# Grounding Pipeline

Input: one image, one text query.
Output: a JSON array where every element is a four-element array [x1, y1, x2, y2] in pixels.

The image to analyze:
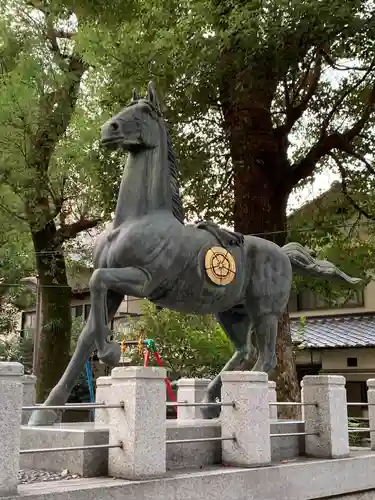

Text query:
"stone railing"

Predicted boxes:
[[1, 361, 373, 497]]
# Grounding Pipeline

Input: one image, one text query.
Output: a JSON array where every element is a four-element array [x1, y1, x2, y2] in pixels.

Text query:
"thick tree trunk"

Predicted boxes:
[[221, 76, 300, 415], [32, 220, 72, 402], [272, 311, 301, 419]]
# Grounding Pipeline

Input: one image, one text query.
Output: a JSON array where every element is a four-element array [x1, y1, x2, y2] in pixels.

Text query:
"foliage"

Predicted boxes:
[[348, 417, 369, 447], [3, 0, 375, 406], [0, 316, 91, 402], [74, 0, 375, 408], [74, 0, 375, 225], [0, 0, 131, 399], [0, 334, 33, 373], [70, 316, 85, 355], [288, 182, 375, 303], [115, 302, 234, 381], [0, 300, 19, 337]]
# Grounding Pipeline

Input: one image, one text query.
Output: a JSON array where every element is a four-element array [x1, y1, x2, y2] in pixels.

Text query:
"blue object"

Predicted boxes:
[[85, 359, 95, 420]]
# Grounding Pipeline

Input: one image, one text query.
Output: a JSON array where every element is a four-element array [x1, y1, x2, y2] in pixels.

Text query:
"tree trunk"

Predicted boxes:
[[32, 220, 72, 402], [272, 311, 301, 419], [221, 75, 300, 415]]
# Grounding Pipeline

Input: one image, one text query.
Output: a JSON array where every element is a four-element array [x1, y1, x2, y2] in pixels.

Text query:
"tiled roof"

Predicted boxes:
[[290, 314, 375, 348]]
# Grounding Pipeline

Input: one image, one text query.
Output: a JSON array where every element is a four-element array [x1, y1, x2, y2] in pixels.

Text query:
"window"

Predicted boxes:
[[346, 381, 367, 410], [347, 357, 358, 367], [71, 303, 91, 320], [84, 304, 91, 320], [71, 305, 83, 318], [288, 289, 364, 312], [21, 311, 36, 339], [23, 311, 36, 329]]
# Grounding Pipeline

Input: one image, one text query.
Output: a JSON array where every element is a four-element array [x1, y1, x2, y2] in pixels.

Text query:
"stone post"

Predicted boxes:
[[302, 375, 349, 458], [0, 362, 23, 497], [177, 378, 210, 419], [301, 381, 305, 422], [22, 375, 37, 425], [108, 366, 166, 479], [95, 376, 112, 427], [367, 379, 375, 450], [221, 371, 271, 467], [268, 381, 277, 420]]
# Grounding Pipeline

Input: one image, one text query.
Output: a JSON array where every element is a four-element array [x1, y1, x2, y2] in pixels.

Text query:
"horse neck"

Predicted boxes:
[[113, 133, 172, 227]]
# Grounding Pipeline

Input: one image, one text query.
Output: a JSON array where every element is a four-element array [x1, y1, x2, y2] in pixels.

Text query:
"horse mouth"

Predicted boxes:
[[100, 137, 124, 150], [101, 137, 142, 152]]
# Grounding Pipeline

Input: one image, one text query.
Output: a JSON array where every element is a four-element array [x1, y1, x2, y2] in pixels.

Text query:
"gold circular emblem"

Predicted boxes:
[[204, 246, 236, 286]]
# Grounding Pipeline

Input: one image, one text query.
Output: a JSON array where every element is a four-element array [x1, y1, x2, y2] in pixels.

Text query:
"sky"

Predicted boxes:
[[287, 169, 340, 214]]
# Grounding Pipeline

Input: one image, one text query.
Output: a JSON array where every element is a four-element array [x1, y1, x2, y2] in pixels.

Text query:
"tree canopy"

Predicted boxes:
[[0, 0, 127, 399], [76, 0, 375, 228], [115, 303, 234, 380], [75, 0, 375, 406], [2, 0, 375, 406]]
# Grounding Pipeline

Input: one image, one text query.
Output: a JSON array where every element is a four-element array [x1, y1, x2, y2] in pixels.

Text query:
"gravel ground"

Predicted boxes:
[[19, 469, 82, 484]]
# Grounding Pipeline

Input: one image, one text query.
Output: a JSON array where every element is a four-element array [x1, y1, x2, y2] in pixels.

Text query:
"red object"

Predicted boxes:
[[143, 348, 151, 367], [143, 348, 177, 409], [153, 351, 177, 405]]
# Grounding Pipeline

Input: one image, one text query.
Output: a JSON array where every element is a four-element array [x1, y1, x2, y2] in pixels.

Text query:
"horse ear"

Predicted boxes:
[[147, 81, 160, 110], [132, 88, 140, 101]]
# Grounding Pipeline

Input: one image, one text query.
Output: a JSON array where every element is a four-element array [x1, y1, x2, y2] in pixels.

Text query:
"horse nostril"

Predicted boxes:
[[110, 122, 119, 132]]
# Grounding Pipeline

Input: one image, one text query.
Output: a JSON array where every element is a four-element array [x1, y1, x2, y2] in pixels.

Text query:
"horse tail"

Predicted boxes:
[[282, 242, 363, 286]]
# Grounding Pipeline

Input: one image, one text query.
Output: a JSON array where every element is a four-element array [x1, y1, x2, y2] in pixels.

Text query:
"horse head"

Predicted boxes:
[[101, 82, 164, 153]]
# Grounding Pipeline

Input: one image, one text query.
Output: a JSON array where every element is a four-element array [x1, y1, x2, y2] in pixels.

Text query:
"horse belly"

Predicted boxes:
[[154, 246, 247, 314]]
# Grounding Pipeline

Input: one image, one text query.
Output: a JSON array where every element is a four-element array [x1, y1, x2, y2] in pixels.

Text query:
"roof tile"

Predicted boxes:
[[290, 314, 375, 348]]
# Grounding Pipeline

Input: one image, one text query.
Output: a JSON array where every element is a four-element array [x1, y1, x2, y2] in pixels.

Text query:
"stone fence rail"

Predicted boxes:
[[1, 361, 374, 498]]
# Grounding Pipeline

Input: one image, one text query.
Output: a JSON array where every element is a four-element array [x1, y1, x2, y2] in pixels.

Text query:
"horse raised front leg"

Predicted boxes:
[[28, 291, 124, 426], [89, 267, 152, 365]]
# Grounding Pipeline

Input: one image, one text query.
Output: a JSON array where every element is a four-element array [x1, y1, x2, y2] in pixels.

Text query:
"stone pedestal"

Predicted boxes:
[[0, 362, 23, 497], [177, 378, 210, 419], [367, 379, 375, 450], [22, 375, 36, 425], [302, 375, 349, 458], [268, 381, 277, 420], [95, 376, 112, 427], [221, 371, 271, 467], [108, 366, 166, 479]]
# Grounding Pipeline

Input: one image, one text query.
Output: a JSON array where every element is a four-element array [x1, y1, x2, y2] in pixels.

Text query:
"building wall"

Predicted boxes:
[[19, 295, 145, 337], [295, 347, 375, 377], [290, 279, 375, 319], [295, 347, 375, 417]]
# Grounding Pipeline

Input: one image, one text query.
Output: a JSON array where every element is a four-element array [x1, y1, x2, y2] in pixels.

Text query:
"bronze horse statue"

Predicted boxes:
[[29, 82, 362, 425]]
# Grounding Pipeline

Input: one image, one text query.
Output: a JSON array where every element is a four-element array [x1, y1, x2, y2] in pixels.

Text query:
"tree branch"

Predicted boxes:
[[319, 65, 374, 135], [277, 52, 322, 135], [341, 84, 375, 143], [288, 132, 341, 185], [334, 143, 375, 176], [0, 201, 28, 222], [56, 217, 101, 242], [32, 54, 86, 170], [288, 78, 375, 186], [320, 48, 374, 72], [330, 152, 375, 221]]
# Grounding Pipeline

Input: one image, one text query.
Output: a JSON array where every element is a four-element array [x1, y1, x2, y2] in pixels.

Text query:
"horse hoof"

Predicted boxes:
[[28, 408, 60, 426], [200, 402, 221, 419], [98, 342, 121, 367]]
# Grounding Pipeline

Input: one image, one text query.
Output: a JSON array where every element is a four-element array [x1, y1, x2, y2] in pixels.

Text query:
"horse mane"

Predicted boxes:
[[165, 125, 185, 224]]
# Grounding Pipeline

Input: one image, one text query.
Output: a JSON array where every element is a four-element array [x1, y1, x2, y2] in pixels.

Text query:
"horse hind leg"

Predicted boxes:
[[200, 306, 253, 419], [251, 313, 279, 374]]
